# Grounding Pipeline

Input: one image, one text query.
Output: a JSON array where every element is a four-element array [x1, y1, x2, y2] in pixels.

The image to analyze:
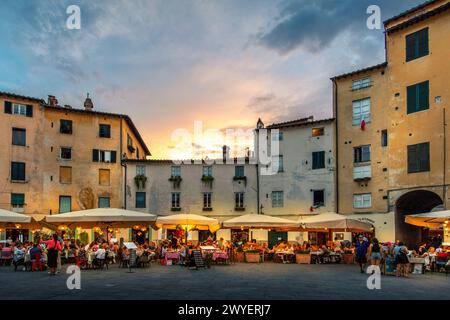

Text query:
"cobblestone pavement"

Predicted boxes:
[[1, 263, 449, 300]]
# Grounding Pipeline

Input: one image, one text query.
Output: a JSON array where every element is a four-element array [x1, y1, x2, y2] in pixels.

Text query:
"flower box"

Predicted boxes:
[[245, 252, 260, 263], [235, 252, 245, 263], [295, 253, 311, 264], [342, 253, 355, 264]]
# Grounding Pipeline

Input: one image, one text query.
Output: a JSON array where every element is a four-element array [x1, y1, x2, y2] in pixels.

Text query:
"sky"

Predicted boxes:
[[0, 0, 426, 158]]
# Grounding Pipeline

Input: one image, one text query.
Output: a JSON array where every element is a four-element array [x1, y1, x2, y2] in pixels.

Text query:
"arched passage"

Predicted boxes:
[[395, 190, 443, 248]]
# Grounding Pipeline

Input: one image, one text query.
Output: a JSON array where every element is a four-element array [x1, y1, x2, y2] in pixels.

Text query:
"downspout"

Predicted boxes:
[[120, 117, 127, 209], [444, 107, 447, 209], [255, 128, 261, 214], [333, 79, 339, 213]]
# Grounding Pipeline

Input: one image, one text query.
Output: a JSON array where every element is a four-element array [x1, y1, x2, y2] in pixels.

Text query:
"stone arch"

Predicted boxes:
[[395, 190, 443, 248]]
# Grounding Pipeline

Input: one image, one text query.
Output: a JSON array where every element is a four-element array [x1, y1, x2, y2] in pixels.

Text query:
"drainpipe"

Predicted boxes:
[[120, 117, 127, 209], [255, 128, 261, 214], [333, 80, 339, 213], [444, 107, 447, 209]]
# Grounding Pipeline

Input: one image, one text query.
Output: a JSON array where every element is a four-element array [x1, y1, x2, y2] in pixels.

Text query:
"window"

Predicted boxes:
[[312, 151, 325, 170], [59, 166, 72, 184], [235, 166, 245, 177], [312, 127, 324, 137], [407, 81, 429, 114], [136, 165, 146, 176], [407, 142, 430, 173], [127, 133, 135, 152], [98, 197, 110, 208], [60, 147, 72, 160], [203, 192, 212, 209], [171, 192, 180, 209], [171, 166, 181, 177], [136, 148, 140, 159], [99, 169, 111, 186], [406, 27, 429, 62], [4, 102, 32, 117], [313, 190, 325, 207], [11, 162, 25, 181], [354, 145, 371, 163], [381, 130, 388, 147], [352, 98, 371, 125], [354, 194, 372, 209], [135, 192, 146, 208], [352, 78, 371, 90], [92, 149, 117, 163], [60, 119, 73, 134], [12, 128, 26, 146], [272, 191, 284, 208], [272, 155, 284, 173], [99, 124, 111, 138], [353, 165, 372, 180], [59, 196, 72, 213], [272, 131, 283, 141], [235, 192, 244, 208], [203, 166, 212, 177], [11, 193, 25, 208]]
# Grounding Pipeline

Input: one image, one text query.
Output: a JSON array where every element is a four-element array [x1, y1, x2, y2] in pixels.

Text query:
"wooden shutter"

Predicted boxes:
[[418, 81, 429, 111], [60, 166, 72, 184], [99, 169, 110, 186], [4, 101, 12, 114], [406, 33, 415, 62], [419, 28, 429, 57], [407, 145, 418, 173], [419, 143, 430, 172], [26, 105, 33, 117], [110, 151, 117, 163], [407, 84, 417, 114], [92, 149, 99, 162]]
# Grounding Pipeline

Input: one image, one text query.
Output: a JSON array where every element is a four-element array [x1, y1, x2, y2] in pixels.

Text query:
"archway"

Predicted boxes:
[[395, 190, 443, 248]]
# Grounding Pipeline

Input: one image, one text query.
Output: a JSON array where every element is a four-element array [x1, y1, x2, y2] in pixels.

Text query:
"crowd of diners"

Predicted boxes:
[[1, 233, 449, 275]]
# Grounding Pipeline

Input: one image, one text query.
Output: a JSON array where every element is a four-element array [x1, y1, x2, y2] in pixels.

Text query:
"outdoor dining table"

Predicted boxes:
[[212, 251, 229, 261], [275, 251, 295, 264], [164, 251, 180, 265]]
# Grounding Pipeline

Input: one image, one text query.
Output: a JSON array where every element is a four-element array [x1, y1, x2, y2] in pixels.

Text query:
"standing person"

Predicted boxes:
[[56, 234, 64, 274], [355, 234, 369, 273], [368, 238, 382, 267], [395, 242, 410, 277], [40, 234, 62, 275]]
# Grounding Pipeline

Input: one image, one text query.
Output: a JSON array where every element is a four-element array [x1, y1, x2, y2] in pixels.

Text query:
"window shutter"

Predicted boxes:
[[407, 85, 417, 114], [4, 101, 12, 114], [406, 33, 415, 62], [420, 143, 430, 172], [26, 105, 33, 117], [111, 151, 117, 163], [92, 149, 99, 162], [419, 28, 429, 56], [407, 145, 418, 173], [419, 81, 429, 111]]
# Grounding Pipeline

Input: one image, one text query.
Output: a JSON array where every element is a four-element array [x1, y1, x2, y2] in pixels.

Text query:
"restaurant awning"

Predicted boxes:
[[298, 212, 373, 232], [44, 208, 157, 228], [405, 210, 450, 228], [0, 208, 32, 224], [222, 214, 298, 229], [155, 213, 220, 232]]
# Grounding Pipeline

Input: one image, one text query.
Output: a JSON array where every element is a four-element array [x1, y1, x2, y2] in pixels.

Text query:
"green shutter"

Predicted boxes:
[[4, 101, 12, 114], [111, 151, 117, 163], [419, 143, 430, 172], [26, 105, 33, 117], [407, 85, 417, 114], [406, 33, 415, 62], [92, 149, 99, 162], [407, 145, 418, 173], [419, 81, 429, 111]]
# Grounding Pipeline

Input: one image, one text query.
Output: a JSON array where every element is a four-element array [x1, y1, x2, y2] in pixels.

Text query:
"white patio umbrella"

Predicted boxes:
[[222, 214, 298, 229], [298, 212, 373, 232], [405, 210, 450, 228], [0, 208, 32, 224], [155, 213, 220, 232], [44, 208, 157, 228]]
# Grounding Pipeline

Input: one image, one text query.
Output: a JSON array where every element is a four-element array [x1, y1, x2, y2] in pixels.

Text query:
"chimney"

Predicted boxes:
[[48, 95, 58, 107], [222, 145, 230, 163], [256, 118, 264, 129], [84, 93, 94, 111]]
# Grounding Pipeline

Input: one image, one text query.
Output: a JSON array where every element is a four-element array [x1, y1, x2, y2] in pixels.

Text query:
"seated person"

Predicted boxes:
[[29, 243, 42, 261], [13, 244, 25, 270]]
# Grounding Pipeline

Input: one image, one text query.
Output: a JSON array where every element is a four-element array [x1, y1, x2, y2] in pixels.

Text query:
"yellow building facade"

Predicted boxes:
[[333, 0, 450, 245]]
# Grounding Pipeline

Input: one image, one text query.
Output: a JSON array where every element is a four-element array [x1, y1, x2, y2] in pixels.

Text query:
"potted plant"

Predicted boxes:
[[232, 176, 247, 186], [342, 249, 354, 264], [134, 174, 147, 189], [168, 175, 182, 188], [201, 175, 214, 188], [295, 250, 311, 264], [235, 247, 245, 263], [244, 249, 261, 263]]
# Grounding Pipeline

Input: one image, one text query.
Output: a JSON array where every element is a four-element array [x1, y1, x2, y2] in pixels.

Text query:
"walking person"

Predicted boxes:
[[395, 242, 410, 277], [40, 233, 62, 275], [368, 238, 382, 268], [355, 234, 369, 273]]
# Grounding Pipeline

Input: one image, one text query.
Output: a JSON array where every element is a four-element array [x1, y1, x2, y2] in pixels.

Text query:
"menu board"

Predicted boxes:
[[192, 250, 205, 268]]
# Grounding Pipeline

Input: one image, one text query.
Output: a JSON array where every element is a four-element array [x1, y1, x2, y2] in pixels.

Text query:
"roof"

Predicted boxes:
[[383, 0, 440, 25], [386, 1, 450, 34], [0, 91, 45, 103], [330, 62, 387, 81], [44, 104, 151, 156], [266, 117, 335, 129], [124, 158, 253, 165]]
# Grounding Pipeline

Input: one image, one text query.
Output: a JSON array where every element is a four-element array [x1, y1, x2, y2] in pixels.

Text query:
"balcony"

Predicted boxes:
[[353, 165, 372, 181]]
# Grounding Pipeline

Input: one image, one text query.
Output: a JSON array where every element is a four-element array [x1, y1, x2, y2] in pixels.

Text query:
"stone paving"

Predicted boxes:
[[1, 263, 449, 300]]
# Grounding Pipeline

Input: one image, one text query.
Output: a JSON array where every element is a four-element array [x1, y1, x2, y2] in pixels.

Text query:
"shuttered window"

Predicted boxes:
[[171, 192, 180, 209], [354, 145, 371, 163], [312, 151, 325, 170], [406, 27, 429, 62], [407, 81, 429, 114], [92, 149, 117, 163], [59, 166, 72, 184], [59, 196, 71, 213], [272, 191, 284, 208], [99, 124, 111, 138], [235, 166, 245, 177], [11, 162, 25, 181], [99, 169, 111, 186], [60, 119, 73, 134], [11, 193, 25, 207], [12, 128, 26, 146], [407, 142, 430, 173], [98, 197, 110, 208], [4, 102, 33, 117], [352, 98, 371, 125]]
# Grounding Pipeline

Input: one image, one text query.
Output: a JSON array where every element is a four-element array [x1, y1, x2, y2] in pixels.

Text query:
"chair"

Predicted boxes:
[[31, 253, 43, 272], [1, 250, 13, 266], [435, 256, 449, 272], [138, 254, 151, 268]]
